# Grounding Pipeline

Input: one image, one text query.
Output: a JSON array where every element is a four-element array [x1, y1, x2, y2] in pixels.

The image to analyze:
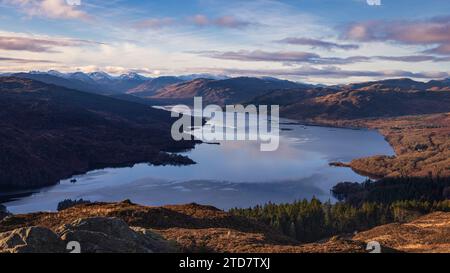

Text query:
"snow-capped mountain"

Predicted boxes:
[[119, 72, 150, 81], [88, 72, 115, 82]]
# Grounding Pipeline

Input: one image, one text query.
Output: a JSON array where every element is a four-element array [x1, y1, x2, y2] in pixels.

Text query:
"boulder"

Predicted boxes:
[[56, 217, 176, 253], [0, 226, 65, 253]]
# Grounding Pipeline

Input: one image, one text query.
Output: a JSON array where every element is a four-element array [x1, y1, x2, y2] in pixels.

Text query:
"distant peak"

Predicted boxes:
[[88, 71, 113, 80], [119, 72, 147, 81]]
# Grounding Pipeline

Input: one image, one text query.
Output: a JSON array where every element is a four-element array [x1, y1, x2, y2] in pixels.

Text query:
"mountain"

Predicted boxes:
[[245, 77, 450, 120], [0, 77, 197, 189], [87, 71, 114, 82], [47, 70, 68, 78], [118, 72, 150, 82], [67, 71, 98, 84], [127, 76, 186, 97], [177, 73, 229, 81], [280, 88, 450, 120], [12, 71, 149, 95], [67, 71, 148, 94], [249, 87, 337, 106], [152, 77, 307, 105], [426, 78, 450, 92], [340, 78, 429, 92], [339, 78, 450, 92], [12, 72, 107, 94], [112, 73, 150, 93]]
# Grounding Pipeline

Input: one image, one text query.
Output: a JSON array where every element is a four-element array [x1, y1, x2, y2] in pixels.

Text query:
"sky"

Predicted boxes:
[[0, 0, 449, 84]]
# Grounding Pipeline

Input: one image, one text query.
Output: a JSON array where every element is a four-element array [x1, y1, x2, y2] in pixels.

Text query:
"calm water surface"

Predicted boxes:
[[3, 111, 394, 213]]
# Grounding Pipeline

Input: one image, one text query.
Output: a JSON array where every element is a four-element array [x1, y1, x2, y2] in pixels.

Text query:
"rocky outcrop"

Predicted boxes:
[[0, 226, 64, 253], [0, 216, 176, 253], [57, 217, 175, 253]]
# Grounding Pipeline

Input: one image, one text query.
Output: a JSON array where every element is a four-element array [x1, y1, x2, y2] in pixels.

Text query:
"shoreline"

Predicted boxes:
[[283, 113, 450, 178]]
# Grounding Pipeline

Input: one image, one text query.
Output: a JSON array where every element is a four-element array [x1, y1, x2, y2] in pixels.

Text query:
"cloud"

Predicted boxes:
[[203, 66, 449, 80], [276, 37, 359, 50], [375, 55, 450, 62], [0, 56, 56, 63], [133, 18, 175, 29], [131, 15, 254, 31], [342, 16, 450, 55], [3, 0, 90, 20], [188, 14, 252, 29], [423, 44, 450, 55], [0, 35, 103, 52], [192, 50, 450, 65], [194, 50, 320, 63]]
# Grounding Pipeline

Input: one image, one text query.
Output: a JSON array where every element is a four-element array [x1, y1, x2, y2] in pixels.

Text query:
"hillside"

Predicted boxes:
[[151, 77, 306, 105], [0, 201, 368, 253], [250, 78, 450, 121], [354, 212, 450, 253], [347, 113, 450, 178], [340, 78, 450, 92], [1, 201, 449, 253], [127, 76, 185, 97], [340, 78, 429, 92], [280, 89, 450, 120], [12, 72, 107, 95], [0, 77, 197, 189]]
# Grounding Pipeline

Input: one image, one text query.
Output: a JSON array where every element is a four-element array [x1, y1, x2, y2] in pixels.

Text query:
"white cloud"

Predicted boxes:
[[3, 0, 90, 20]]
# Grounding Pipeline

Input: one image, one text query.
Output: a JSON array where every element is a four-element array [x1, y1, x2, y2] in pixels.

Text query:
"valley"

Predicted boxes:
[[1, 72, 450, 253]]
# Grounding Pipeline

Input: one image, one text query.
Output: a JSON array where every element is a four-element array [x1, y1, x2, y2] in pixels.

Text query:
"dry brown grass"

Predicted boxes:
[[354, 212, 450, 253], [291, 113, 450, 178], [0, 201, 367, 253], [3, 201, 450, 252]]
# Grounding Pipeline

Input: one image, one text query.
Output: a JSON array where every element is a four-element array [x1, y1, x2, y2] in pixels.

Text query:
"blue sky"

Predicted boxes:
[[0, 0, 449, 84]]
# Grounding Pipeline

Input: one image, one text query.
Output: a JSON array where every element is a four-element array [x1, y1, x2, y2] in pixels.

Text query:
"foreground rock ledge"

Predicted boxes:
[[0, 201, 449, 253]]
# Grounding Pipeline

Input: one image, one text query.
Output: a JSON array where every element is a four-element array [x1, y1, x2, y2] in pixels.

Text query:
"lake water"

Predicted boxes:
[[2, 110, 394, 213]]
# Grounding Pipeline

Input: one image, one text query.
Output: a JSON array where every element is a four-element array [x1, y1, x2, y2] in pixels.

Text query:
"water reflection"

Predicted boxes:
[[3, 119, 395, 213]]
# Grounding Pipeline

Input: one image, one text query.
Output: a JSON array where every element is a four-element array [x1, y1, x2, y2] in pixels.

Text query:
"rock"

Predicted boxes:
[[0, 226, 65, 253], [56, 217, 176, 253]]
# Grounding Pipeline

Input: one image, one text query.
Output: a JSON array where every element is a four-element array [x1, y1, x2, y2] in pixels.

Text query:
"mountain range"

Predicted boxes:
[[9, 71, 450, 108], [12, 71, 151, 95], [9, 71, 232, 97], [8, 71, 311, 103], [4, 70, 450, 122], [250, 78, 450, 120]]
